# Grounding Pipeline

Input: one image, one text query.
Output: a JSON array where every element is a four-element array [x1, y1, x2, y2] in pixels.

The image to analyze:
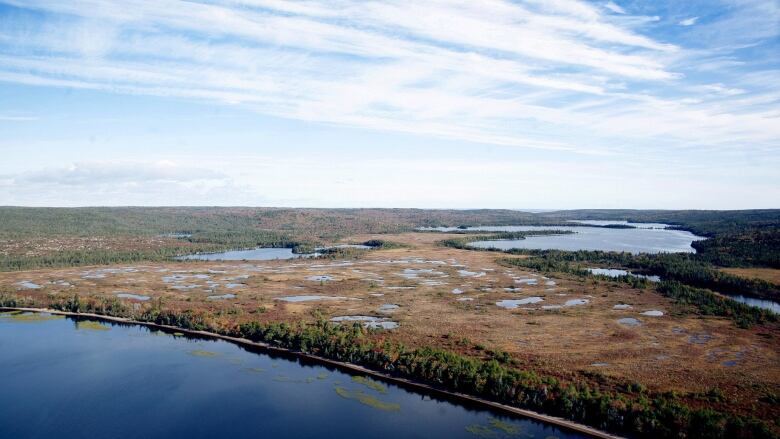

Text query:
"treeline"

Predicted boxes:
[[313, 240, 408, 259], [656, 281, 777, 328], [499, 250, 778, 302], [692, 229, 780, 268], [438, 230, 574, 250], [362, 239, 407, 249], [184, 230, 299, 248], [532, 209, 780, 268], [1, 294, 775, 439], [0, 246, 222, 272], [500, 254, 777, 328], [534, 209, 779, 237]]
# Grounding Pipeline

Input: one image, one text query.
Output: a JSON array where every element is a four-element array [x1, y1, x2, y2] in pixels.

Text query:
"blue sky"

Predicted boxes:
[[0, 0, 778, 208]]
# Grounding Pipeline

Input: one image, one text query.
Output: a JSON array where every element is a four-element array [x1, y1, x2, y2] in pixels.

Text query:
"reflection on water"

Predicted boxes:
[[424, 222, 705, 254], [496, 297, 544, 309], [176, 247, 317, 261], [587, 268, 660, 282], [175, 243, 377, 261], [726, 295, 780, 313], [0, 313, 585, 438]]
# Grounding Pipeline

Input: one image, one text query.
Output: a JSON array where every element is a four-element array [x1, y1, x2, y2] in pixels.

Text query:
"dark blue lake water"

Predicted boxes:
[[0, 312, 586, 439]]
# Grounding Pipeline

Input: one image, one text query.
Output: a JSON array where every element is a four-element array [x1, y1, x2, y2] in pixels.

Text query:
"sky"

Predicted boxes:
[[0, 0, 778, 209]]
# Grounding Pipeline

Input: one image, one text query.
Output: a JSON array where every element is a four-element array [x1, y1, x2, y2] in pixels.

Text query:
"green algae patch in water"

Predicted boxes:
[[7, 313, 64, 323], [465, 417, 521, 437], [0, 309, 588, 439], [75, 321, 110, 331], [316, 372, 328, 380], [173, 332, 185, 337], [488, 418, 520, 435], [466, 424, 499, 438], [351, 375, 387, 394], [273, 375, 318, 384], [246, 367, 266, 374], [188, 350, 219, 358], [333, 385, 400, 412]]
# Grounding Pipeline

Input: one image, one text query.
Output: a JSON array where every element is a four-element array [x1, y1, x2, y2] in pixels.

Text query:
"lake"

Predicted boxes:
[[424, 223, 705, 254], [175, 247, 317, 261], [586, 268, 661, 282], [175, 244, 373, 261], [727, 295, 780, 314], [0, 311, 587, 439]]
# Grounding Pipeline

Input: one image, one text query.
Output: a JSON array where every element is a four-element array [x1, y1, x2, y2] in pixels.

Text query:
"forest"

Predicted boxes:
[[1, 207, 778, 272]]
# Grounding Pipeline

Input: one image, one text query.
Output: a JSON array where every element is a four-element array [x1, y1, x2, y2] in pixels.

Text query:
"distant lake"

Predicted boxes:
[[175, 247, 317, 261], [0, 312, 586, 439], [587, 268, 661, 282], [727, 295, 780, 314], [424, 223, 705, 254], [175, 244, 373, 261]]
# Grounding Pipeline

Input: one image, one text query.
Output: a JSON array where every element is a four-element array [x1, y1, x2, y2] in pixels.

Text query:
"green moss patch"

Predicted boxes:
[[351, 375, 387, 394], [76, 320, 110, 331], [188, 349, 219, 358], [7, 313, 64, 323], [333, 385, 400, 412]]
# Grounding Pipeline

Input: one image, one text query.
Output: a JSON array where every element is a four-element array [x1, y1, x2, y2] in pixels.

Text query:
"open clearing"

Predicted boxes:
[[721, 267, 780, 285]]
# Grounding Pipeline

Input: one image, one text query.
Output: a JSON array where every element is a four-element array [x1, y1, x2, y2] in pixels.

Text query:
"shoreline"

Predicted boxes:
[[1, 306, 622, 439]]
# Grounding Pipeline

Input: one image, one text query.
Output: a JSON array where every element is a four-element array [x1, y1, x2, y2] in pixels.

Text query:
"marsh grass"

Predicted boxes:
[[333, 385, 400, 412], [351, 375, 387, 394], [188, 349, 219, 358], [465, 424, 497, 437], [7, 313, 64, 322], [75, 320, 110, 331], [488, 417, 520, 434], [465, 417, 521, 437], [273, 375, 317, 384]]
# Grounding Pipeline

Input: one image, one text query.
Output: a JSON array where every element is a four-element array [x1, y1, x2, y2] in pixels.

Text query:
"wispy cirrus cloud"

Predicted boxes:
[[678, 17, 698, 26], [0, 161, 263, 206], [14, 161, 227, 186], [0, 0, 777, 159]]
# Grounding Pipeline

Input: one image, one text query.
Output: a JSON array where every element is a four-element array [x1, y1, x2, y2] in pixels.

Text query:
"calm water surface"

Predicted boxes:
[[175, 247, 317, 261], [0, 312, 586, 439], [424, 224, 705, 254], [727, 295, 780, 313], [586, 268, 660, 282], [175, 244, 373, 261]]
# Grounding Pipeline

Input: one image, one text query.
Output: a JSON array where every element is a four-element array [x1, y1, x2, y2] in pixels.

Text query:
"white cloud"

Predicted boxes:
[[604, 2, 626, 14], [1, 161, 263, 206], [15, 161, 227, 186], [0, 0, 777, 161], [678, 17, 698, 26]]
